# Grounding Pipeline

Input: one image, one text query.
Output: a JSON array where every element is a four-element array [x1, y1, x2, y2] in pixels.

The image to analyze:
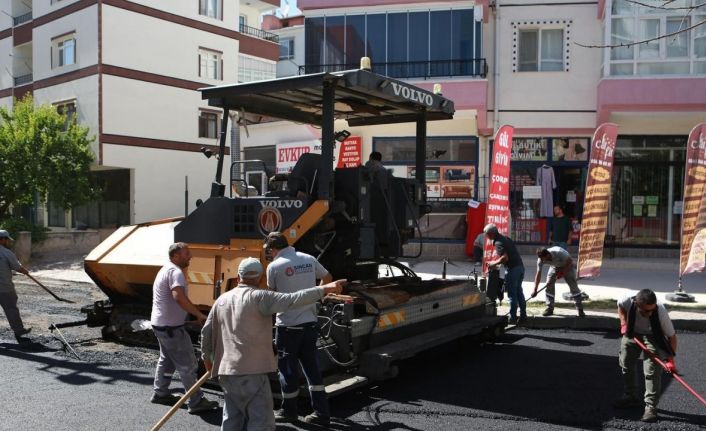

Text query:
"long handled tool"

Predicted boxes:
[[150, 372, 211, 431], [25, 274, 75, 304], [633, 337, 706, 408], [530, 284, 548, 299]]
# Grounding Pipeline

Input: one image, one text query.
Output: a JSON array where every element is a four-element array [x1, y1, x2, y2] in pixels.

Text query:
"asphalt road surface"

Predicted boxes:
[[2, 299, 705, 431]]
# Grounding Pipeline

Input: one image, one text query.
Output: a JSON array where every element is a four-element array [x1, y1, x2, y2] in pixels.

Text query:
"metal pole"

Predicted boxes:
[[211, 108, 230, 197], [184, 176, 188, 217], [318, 80, 335, 199], [415, 111, 427, 204]]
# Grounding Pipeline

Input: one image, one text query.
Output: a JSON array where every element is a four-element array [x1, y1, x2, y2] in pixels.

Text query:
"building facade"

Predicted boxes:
[[238, 0, 706, 256], [0, 0, 280, 228]]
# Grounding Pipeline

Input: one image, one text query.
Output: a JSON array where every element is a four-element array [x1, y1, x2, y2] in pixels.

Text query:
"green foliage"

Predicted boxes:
[[0, 217, 49, 243], [0, 95, 99, 219]]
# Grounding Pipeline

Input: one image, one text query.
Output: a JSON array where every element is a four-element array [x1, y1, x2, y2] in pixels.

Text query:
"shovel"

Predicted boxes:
[[25, 274, 75, 304], [150, 372, 212, 431]]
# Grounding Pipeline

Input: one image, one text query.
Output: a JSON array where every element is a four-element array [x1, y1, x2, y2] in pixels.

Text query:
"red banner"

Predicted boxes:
[[336, 136, 362, 168], [577, 123, 619, 279], [680, 123, 706, 276], [483, 125, 514, 273]]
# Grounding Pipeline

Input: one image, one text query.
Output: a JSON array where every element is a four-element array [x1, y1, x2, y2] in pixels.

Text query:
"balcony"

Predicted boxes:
[[299, 59, 488, 79], [14, 73, 32, 86], [238, 23, 279, 43], [13, 11, 32, 26]]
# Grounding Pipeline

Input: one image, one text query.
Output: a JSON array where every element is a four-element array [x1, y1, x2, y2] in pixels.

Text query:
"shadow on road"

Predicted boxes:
[[0, 342, 153, 386], [324, 330, 705, 430]]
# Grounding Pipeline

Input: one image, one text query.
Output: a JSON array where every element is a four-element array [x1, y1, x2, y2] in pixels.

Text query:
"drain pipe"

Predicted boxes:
[[493, 0, 500, 134]]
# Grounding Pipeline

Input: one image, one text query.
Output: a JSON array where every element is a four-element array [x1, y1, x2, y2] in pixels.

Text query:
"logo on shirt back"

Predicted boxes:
[[284, 263, 313, 276]]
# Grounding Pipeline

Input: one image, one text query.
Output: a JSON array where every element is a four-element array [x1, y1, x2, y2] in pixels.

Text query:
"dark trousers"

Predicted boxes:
[[0, 292, 25, 335], [276, 323, 329, 418]]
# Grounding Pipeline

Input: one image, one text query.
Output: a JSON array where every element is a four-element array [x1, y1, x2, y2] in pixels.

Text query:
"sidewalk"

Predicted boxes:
[[406, 255, 706, 331], [24, 252, 706, 331]]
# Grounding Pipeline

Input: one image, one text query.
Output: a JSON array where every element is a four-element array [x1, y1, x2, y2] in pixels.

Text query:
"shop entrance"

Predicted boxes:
[[553, 166, 586, 220]]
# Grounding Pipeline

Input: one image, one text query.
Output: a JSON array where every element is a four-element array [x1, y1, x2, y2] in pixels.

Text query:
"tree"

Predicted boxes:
[[0, 95, 98, 219]]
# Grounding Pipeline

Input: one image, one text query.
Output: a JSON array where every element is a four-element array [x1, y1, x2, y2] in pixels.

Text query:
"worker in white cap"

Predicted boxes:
[[0, 229, 32, 342], [201, 257, 345, 431]]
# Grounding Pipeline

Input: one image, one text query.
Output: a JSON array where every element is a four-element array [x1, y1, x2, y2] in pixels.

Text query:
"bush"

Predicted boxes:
[[0, 217, 49, 243]]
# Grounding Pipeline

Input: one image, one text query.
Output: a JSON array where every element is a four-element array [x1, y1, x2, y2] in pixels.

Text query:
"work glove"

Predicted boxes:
[[665, 358, 678, 374], [556, 271, 564, 280]]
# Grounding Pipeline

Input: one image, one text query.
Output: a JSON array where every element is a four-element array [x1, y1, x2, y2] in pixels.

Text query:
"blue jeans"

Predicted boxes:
[[504, 265, 527, 319], [552, 241, 568, 249], [276, 323, 329, 417]]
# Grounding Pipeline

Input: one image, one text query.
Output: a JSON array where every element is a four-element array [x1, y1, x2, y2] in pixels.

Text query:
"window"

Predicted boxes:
[[199, 110, 219, 139], [199, 0, 221, 20], [607, 1, 706, 76], [52, 33, 76, 68], [518, 28, 564, 71], [54, 100, 77, 131], [238, 55, 276, 82], [199, 48, 222, 80], [239, 14, 247, 28], [304, 10, 483, 78], [279, 38, 295, 60]]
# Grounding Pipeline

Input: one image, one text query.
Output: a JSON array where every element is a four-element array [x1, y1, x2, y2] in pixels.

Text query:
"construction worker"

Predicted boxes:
[[149, 242, 218, 414], [533, 246, 585, 317], [614, 289, 677, 423], [364, 151, 388, 190], [484, 223, 527, 324], [264, 231, 334, 426], [0, 230, 32, 342], [201, 257, 345, 430]]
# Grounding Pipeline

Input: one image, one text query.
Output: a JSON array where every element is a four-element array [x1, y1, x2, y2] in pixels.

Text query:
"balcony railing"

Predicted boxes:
[[299, 59, 488, 79], [14, 73, 32, 86], [238, 23, 279, 43], [13, 11, 32, 26]]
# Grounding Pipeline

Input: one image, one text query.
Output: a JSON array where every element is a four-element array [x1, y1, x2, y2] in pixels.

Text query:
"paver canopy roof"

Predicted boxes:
[[200, 69, 455, 127]]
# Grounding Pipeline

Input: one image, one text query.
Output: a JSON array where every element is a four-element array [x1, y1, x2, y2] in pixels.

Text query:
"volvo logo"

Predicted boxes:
[[390, 82, 434, 107], [259, 200, 303, 209], [258, 207, 282, 236]]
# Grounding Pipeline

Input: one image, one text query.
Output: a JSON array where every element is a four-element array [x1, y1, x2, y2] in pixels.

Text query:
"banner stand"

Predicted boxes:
[[670, 122, 706, 303], [667, 277, 695, 303]]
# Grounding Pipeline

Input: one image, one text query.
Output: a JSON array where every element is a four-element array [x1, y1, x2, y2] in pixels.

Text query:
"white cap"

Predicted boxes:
[[0, 230, 13, 241], [238, 257, 263, 278]]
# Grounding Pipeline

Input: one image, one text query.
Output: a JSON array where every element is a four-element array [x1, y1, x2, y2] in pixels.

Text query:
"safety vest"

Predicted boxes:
[[626, 297, 675, 357]]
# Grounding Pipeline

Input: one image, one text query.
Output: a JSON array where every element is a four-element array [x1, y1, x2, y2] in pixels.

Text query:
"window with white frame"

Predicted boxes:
[[199, 0, 221, 20], [199, 48, 222, 80], [238, 55, 276, 83], [512, 20, 572, 73], [518, 28, 565, 72], [52, 33, 76, 69], [608, 0, 706, 75], [54, 100, 77, 130], [198, 110, 219, 139], [279, 38, 295, 60]]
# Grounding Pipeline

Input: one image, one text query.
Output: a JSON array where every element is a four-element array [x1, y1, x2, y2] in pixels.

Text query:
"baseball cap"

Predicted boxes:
[[263, 231, 288, 250], [0, 230, 13, 241], [238, 257, 264, 278]]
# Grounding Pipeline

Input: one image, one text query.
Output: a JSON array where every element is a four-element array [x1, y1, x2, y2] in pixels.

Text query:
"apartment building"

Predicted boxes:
[[237, 0, 706, 256], [0, 0, 280, 228]]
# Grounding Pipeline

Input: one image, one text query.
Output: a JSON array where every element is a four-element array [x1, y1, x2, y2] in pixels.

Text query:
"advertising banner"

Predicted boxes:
[[276, 137, 362, 174], [680, 123, 706, 276], [577, 123, 618, 279], [483, 125, 514, 273]]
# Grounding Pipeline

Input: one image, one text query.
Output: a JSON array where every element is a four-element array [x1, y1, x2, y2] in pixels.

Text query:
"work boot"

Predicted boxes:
[[303, 412, 330, 426], [274, 409, 298, 423], [187, 397, 218, 414], [517, 315, 527, 325], [151, 392, 182, 406], [612, 395, 641, 409], [577, 307, 586, 318], [14, 328, 31, 337], [641, 406, 658, 422], [508, 316, 518, 325], [542, 307, 554, 317]]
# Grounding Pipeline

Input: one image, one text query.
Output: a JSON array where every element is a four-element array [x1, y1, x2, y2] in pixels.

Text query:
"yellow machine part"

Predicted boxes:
[[84, 199, 330, 309]]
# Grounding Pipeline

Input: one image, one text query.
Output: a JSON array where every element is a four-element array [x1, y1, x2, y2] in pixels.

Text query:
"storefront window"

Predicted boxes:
[[506, 137, 589, 243], [608, 136, 685, 246], [375, 136, 479, 241]]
